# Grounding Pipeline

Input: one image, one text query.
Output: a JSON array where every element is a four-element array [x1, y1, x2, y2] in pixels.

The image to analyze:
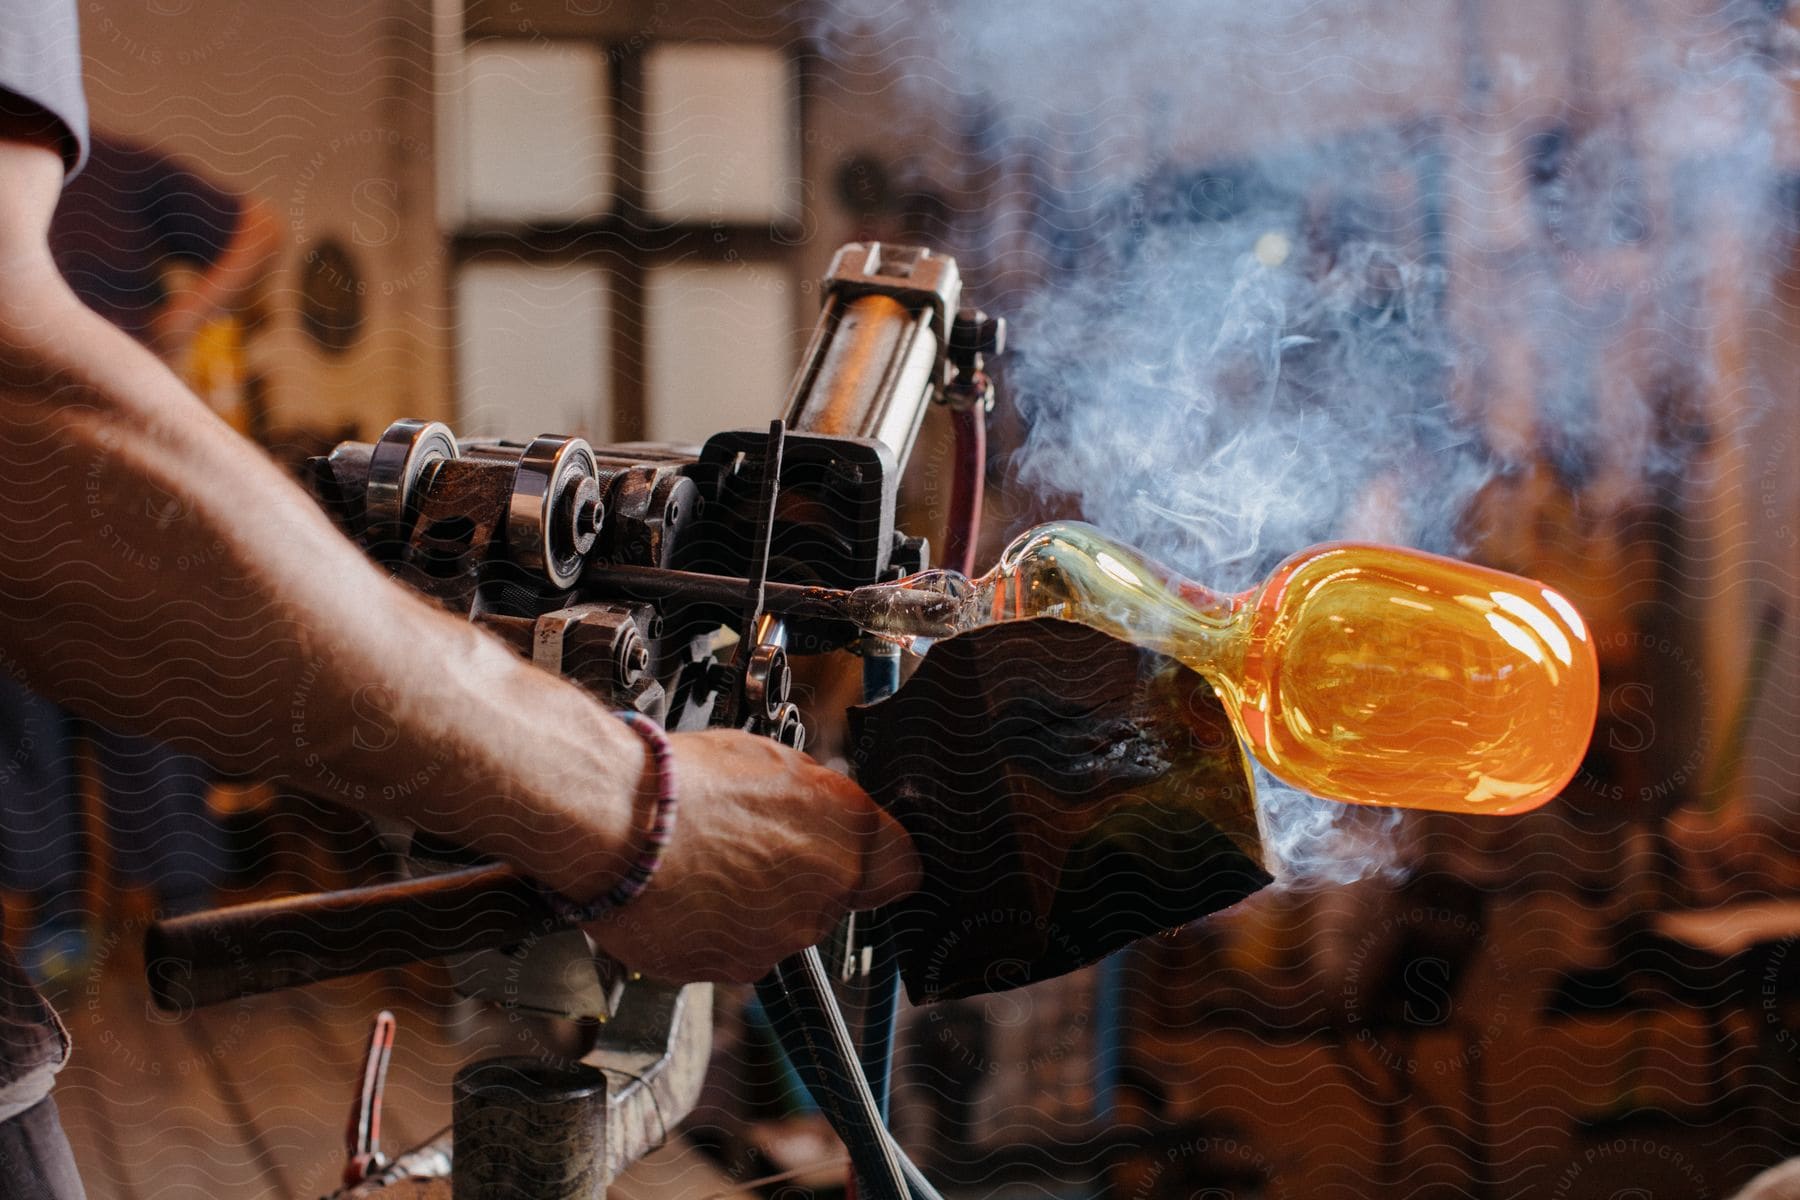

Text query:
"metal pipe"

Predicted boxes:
[[944, 406, 986, 577]]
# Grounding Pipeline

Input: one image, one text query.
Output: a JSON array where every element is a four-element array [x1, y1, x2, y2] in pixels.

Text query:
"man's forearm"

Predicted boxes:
[[0, 262, 637, 896], [0, 124, 915, 984]]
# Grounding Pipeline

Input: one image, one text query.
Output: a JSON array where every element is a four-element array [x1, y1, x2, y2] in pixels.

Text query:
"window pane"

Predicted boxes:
[[462, 42, 611, 223], [456, 260, 611, 439], [644, 260, 793, 444], [642, 43, 798, 224]]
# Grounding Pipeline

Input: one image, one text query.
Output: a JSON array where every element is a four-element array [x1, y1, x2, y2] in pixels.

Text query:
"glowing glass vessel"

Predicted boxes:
[[847, 522, 1600, 815]]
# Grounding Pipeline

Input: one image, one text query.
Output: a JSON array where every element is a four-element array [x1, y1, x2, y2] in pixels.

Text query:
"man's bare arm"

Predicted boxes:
[[0, 134, 915, 982]]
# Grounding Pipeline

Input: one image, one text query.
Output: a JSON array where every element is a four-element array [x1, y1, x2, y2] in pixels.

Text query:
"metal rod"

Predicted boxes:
[[756, 948, 910, 1200], [857, 641, 903, 1121], [582, 565, 958, 637], [143, 862, 557, 1010], [590, 572, 928, 626], [585, 565, 848, 617]]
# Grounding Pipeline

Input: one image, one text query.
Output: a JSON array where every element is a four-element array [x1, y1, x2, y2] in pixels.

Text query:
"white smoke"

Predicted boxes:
[[812, 0, 1797, 882]]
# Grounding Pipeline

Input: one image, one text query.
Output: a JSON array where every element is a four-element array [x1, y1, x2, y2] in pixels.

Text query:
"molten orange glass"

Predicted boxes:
[[851, 522, 1599, 815]]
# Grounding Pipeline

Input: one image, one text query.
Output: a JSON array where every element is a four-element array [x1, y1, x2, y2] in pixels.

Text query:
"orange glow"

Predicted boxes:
[[930, 523, 1600, 815]]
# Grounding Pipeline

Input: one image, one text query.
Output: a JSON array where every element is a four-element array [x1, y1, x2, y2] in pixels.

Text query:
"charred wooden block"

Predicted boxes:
[[850, 617, 1271, 1003]]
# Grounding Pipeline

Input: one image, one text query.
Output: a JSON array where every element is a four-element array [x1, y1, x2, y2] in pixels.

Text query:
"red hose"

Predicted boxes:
[[945, 404, 987, 577]]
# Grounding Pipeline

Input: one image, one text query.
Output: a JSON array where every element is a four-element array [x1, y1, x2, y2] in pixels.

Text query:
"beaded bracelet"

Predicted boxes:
[[547, 710, 678, 924]]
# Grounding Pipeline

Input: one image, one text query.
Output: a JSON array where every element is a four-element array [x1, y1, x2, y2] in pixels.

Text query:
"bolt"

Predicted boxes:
[[559, 477, 602, 560]]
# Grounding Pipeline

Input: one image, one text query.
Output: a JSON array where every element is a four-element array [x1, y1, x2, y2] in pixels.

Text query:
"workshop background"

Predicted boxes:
[[3, 0, 1799, 1197]]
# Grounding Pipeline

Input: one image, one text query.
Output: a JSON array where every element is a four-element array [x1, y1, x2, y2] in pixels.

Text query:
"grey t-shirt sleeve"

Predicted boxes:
[[0, 0, 89, 177]]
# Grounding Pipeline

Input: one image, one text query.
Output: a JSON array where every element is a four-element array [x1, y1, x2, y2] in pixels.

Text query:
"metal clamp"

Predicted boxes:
[[524, 602, 661, 711]]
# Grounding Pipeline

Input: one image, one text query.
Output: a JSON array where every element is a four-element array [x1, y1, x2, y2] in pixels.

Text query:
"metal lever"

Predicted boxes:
[[740, 419, 786, 636], [717, 419, 787, 729], [344, 1010, 397, 1187]]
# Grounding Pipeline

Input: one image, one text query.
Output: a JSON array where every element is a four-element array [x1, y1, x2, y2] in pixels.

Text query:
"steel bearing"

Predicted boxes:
[[365, 418, 460, 542], [508, 435, 602, 589]]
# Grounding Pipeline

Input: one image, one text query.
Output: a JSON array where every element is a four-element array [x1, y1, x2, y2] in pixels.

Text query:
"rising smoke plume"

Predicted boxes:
[[812, 0, 1797, 881]]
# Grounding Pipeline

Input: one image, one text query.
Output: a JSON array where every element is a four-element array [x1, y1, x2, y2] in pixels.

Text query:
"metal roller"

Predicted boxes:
[[772, 702, 804, 750], [364, 418, 459, 542], [508, 435, 602, 589]]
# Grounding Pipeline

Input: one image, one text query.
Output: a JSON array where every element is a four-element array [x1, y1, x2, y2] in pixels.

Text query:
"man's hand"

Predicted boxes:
[[578, 729, 920, 984]]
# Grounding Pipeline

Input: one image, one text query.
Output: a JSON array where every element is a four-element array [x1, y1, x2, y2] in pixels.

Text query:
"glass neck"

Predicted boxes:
[[975, 523, 1252, 680], [842, 522, 1253, 681]]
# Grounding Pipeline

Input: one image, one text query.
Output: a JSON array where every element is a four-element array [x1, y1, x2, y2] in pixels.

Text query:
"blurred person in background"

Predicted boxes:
[[50, 130, 280, 370], [0, 130, 281, 982]]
